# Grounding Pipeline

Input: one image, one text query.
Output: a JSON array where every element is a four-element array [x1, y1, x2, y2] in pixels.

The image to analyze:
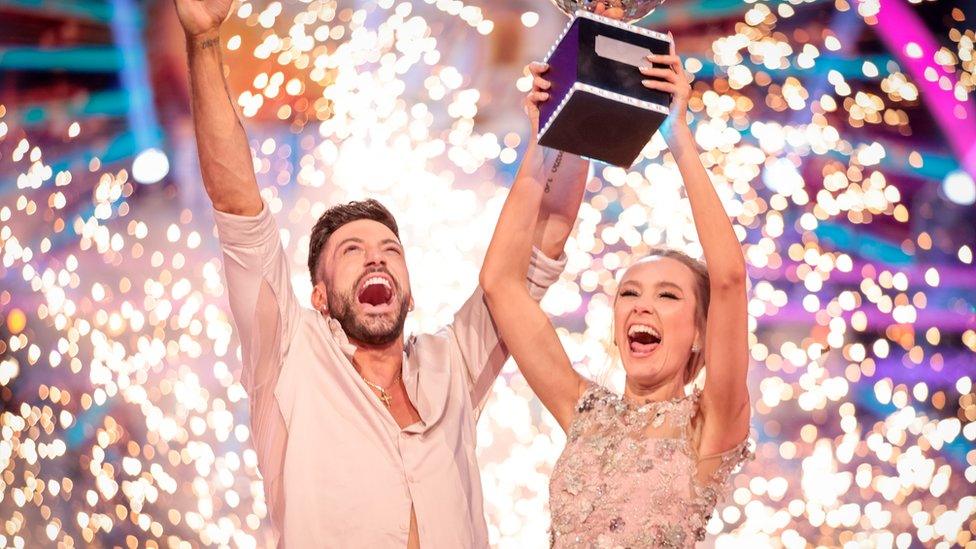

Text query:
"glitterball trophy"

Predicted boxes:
[[539, 1, 672, 167]]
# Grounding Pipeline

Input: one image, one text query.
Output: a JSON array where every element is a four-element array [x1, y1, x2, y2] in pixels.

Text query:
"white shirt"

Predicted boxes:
[[213, 203, 566, 547]]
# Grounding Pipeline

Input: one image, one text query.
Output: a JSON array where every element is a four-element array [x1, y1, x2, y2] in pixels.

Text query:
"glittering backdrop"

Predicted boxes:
[[0, 0, 975, 547]]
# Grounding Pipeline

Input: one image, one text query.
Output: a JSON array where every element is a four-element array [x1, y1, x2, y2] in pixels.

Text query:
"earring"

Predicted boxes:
[[691, 343, 700, 353]]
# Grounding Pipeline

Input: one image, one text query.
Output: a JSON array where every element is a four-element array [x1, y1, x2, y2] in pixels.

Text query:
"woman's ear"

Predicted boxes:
[[691, 328, 703, 354], [685, 330, 706, 385]]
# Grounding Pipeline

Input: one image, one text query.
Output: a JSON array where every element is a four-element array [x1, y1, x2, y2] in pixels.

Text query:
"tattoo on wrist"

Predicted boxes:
[[199, 37, 220, 50], [544, 151, 564, 193]]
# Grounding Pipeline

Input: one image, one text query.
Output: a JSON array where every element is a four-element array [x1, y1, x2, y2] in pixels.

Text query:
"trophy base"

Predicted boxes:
[[538, 10, 672, 167], [539, 82, 668, 168]]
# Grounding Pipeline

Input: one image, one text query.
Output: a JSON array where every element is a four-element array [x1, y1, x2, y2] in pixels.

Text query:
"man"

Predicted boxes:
[[173, 0, 589, 546]]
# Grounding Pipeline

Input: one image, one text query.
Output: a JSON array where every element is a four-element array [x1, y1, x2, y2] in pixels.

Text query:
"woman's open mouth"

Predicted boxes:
[[627, 323, 661, 358]]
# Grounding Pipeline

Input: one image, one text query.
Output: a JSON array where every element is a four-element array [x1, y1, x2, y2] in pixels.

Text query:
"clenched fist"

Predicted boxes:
[[172, 0, 233, 38]]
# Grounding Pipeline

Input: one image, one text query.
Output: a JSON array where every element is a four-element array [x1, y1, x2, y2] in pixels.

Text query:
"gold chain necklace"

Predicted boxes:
[[360, 372, 402, 409]]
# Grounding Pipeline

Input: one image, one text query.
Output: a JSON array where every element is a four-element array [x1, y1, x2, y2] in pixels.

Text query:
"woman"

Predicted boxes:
[[480, 38, 753, 548]]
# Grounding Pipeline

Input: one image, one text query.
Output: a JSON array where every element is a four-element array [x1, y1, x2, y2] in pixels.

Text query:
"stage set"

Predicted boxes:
[[0, 0, 974, 547]]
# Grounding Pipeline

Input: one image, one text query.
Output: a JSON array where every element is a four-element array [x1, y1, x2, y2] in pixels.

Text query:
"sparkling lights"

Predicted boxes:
[[0, 1, 973, 548]]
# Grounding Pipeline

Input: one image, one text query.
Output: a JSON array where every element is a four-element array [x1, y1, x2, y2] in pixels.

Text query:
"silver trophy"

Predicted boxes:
[[549, 1, 665, 22], [539, 0, 672, 166]]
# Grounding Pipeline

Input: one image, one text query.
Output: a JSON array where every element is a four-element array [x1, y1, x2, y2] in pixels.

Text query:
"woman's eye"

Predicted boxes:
[[620, 290, 638, 297], [660, 292, 678, 299]]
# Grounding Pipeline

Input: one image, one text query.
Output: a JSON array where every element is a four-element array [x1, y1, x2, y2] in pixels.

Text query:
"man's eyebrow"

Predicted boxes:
[[333, 237, 364, 251]]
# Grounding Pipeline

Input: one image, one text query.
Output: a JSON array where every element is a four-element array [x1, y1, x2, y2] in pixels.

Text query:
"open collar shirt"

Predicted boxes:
[[213, 203, 566, 548]]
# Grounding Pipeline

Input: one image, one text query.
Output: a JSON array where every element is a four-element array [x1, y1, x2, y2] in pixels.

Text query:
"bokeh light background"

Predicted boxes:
[[1, 0, 975, 547]]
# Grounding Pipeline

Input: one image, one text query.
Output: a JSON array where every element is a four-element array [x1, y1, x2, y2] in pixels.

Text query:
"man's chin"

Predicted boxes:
[[357, 307, 400, 326], [361, 319, 399, 337], [349, 326, 402, 347], [344, 312, 406, 346]]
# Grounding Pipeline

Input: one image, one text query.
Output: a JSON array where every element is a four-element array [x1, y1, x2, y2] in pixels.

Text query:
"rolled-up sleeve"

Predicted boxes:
[[213, 202, 300, 534], [448, 248, 567, 417]]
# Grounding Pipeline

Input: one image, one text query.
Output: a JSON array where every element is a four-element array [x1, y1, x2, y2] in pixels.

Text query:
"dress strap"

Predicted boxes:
[[697, 435, 754, 484], [573, 380, 607, 412], [680, 387, 704, 449]]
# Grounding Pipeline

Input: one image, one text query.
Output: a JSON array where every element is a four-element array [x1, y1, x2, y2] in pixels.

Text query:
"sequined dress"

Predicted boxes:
[[548, 382, 752, 548]]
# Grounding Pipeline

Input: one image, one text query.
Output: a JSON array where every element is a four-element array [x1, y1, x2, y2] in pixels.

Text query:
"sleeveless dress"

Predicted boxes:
[[548, 383, 753, 548]]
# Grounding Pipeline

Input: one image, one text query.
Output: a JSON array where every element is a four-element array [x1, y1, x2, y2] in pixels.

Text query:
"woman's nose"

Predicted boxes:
[[632, 301, 655, 315]]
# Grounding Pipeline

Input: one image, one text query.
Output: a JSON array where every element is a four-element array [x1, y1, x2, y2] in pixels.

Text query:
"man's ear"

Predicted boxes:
[[408, 295, 415, 312], [311, 281, 329, 315]]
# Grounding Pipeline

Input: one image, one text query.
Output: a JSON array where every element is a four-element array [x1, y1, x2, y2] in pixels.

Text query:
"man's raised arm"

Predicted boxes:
[[176, 0, 263, 216], [174, 2, 298, 534]]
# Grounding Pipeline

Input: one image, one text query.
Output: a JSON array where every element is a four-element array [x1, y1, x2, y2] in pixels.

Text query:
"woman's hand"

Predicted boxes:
[[638, 34, 693, 145], [593, 1, 625, 19], [524, 61, 552, 140]]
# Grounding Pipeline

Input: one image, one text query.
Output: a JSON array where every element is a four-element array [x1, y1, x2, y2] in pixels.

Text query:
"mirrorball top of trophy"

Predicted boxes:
[[548, 1, 665, 24]]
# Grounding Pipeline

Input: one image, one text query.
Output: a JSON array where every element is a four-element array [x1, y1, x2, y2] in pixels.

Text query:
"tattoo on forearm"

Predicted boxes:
[[544, 151, 564, 193], [199, 37, 220, 50]]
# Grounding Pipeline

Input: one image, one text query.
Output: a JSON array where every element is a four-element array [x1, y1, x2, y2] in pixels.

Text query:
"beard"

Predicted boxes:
[[327, 278, 410, 347]]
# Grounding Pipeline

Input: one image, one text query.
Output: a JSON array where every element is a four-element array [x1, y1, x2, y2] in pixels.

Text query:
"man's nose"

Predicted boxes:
[[364, 247, 386, 267]]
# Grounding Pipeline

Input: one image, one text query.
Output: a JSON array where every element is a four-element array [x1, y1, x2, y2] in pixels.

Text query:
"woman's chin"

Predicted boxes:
[[622, 363, 662, 382], [622, 360, 686, 386]]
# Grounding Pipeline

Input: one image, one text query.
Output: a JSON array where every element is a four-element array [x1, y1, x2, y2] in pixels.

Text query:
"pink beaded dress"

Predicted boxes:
[[548, 382, 752, 548]]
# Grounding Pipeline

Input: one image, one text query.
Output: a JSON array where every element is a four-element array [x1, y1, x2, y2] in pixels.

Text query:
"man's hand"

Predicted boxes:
[[173, 0, 233, 38], [180, 0, 263, 216]]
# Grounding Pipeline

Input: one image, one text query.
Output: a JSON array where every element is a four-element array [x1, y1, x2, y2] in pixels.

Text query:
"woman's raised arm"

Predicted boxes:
[[479, 63, 587, 432], [642, 38, 751, 454]]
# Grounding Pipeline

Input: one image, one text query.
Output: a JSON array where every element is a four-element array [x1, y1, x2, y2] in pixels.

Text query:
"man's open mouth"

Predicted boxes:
[[357, 274, 394, 307], [627, 323, 662, 356]]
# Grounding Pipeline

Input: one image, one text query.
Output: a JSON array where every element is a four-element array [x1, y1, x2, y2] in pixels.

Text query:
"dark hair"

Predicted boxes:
[[307, 199, 400, 284], [624, 248, 711, 384]]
